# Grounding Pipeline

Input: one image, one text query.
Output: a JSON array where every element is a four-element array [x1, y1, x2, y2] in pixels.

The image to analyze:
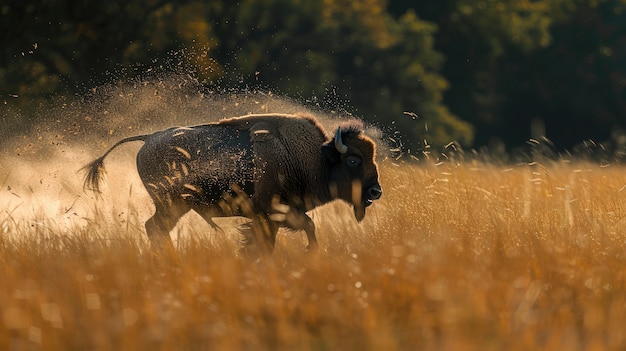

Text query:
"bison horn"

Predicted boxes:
[[334, 128, 348, 154]]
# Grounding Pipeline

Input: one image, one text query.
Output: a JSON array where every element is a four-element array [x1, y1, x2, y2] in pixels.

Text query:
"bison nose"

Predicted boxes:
[[367, 185, 382, 200]]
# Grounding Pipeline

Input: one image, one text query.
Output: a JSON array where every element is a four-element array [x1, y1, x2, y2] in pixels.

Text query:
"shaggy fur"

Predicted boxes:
[[83, 113, 382, 252]]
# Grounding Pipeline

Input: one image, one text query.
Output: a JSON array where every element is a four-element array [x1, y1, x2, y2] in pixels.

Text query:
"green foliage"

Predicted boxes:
[[498, 0, 626, 148], [2, 0, 625, 152], [0, 0, 470, 152], [402, 0, 626, 150]]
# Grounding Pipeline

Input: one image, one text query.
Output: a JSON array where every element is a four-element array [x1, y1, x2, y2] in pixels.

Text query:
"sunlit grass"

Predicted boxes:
[[1, 160, 626, 350]]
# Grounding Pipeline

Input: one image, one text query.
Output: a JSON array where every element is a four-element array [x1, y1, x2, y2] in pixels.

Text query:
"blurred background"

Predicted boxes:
[[2, 0, 625, 157]]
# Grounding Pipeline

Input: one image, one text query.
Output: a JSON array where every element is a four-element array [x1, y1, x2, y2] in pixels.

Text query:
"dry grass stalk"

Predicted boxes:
[[1, 160, 626, 350]]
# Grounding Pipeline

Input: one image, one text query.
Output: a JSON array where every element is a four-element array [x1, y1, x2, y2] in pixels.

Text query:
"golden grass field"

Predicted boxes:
[[1, 158, 626, 350]]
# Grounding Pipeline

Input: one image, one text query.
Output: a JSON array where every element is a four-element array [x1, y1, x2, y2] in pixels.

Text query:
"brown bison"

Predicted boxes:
[[83, 113, 382, 252]]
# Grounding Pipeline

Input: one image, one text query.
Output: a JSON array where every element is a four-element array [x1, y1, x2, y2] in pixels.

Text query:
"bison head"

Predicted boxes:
[[322, 124, 382, 221]]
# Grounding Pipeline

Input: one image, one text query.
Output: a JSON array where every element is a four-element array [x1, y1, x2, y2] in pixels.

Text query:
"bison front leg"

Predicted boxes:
[[290, 214, 318, 253], [270, 201, 318, 253], [301, 216, 318, 253]]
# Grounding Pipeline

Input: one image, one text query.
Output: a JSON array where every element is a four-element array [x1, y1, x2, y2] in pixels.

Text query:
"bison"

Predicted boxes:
[[83, 113, 382, 252]]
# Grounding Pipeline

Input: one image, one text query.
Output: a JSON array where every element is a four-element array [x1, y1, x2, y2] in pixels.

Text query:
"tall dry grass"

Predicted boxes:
[[1, 160, 626, 350]]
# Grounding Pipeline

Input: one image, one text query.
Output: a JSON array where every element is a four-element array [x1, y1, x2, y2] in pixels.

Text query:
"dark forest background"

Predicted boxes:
[[2, 0, 626, 156]]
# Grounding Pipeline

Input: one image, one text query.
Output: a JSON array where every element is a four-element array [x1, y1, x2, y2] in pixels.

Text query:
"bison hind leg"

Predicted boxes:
[[145, 204, 190, 250], [192, 207, 222, 230], [192, 208, 230, 243], [236, 217, 279, 257]]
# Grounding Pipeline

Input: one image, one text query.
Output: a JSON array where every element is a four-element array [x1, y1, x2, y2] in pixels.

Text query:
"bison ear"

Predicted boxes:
[[321, 142, 341, 164]]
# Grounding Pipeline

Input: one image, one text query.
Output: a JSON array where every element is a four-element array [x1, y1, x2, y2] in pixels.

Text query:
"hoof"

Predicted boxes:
[[306, 242, 320, 254]]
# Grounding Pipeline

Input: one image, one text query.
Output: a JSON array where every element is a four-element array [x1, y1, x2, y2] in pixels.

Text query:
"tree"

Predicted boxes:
[[393, 0, 626, 151], [392, 0, 560, 148], [209, 0, 473, 151], [1, 0, 473, 153], [498, 0, 626, 149]]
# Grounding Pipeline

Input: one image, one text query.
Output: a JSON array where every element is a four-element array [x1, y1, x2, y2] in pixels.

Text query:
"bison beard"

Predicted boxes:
[[83, 113, 382, 253]]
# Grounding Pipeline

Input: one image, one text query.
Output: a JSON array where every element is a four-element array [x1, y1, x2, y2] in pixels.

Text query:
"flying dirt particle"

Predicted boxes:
[[0, 74, 387, 233]]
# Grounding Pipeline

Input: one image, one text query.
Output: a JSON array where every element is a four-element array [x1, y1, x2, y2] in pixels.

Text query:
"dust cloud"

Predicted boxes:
[[0, 73, 378, 240]]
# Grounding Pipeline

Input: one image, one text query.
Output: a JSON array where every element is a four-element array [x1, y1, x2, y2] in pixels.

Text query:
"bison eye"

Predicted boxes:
[[345, 155, 362, 168]]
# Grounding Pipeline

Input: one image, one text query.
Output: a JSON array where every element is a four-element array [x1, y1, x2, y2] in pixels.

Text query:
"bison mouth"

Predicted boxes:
[[353, 184, 382, 222], [354, 199, 375, 222], [354, 205, 366, 222]]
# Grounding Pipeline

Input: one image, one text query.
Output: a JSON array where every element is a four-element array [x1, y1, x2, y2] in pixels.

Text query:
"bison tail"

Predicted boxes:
[[81, 156, 107, 193], [81, 134, 148, 193]]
